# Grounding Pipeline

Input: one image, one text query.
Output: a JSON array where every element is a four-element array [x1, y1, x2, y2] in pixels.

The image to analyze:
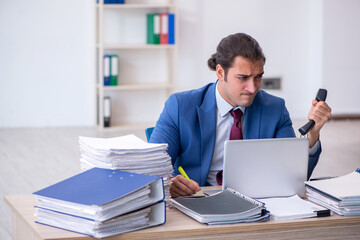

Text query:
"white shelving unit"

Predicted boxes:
[[96, 0, 178, 130]]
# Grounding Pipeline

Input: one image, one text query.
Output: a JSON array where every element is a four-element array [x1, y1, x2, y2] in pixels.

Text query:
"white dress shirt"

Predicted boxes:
[[207, 83, 245, 185]]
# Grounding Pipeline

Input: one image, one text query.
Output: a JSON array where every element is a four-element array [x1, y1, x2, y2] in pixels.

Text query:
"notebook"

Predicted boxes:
[[222, 138, 309, 198], [170, 187, 269, 225]]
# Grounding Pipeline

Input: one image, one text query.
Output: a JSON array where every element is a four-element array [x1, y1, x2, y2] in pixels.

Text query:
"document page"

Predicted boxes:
[[258, 195, 329, 220]]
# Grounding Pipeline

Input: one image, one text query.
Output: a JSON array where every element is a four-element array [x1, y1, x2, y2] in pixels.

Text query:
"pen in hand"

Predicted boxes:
[[178, 166, 199, 194], [178, 166, 191, 181]]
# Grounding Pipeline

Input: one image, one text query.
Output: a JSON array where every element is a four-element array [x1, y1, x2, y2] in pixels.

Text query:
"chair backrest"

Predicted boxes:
[[145, 127, 154, 142]]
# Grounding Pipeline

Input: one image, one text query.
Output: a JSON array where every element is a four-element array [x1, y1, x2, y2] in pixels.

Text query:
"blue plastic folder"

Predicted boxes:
[[33, 168, 165, 221], [168, 13, 175, 44], [103, 55, 111, 86]]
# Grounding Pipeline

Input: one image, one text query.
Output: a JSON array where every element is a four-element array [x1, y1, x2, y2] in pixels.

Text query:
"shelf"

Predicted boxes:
[[95, 0, 178, 130], [97, 3, 175, 9], [98, 44, 176, 50], [98, 83, 171, 90]]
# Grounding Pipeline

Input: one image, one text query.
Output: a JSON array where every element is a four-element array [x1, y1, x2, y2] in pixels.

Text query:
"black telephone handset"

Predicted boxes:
[[298, 89, 327, 136]]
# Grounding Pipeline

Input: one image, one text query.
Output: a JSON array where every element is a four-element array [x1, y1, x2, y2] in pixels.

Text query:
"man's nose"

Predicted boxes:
[[245, 79, 257, 93]]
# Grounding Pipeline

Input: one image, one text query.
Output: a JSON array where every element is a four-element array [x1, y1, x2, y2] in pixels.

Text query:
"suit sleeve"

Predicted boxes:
[[276, 99, 321, 180], [149, 94, 180, 165]]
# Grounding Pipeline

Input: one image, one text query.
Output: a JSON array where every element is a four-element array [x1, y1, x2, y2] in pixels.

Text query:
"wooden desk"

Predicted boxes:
[[5, 195, 360, 240]]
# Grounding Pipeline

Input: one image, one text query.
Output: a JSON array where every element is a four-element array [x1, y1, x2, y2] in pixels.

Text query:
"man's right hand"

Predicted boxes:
[[169, 175, 201, 198]]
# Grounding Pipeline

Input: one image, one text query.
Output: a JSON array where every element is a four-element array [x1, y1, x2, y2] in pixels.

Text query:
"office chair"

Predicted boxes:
[[145, 127, 154, 142]]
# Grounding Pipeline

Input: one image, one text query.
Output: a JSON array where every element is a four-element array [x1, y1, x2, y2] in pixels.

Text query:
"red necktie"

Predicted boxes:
[[229, 109, 243, 140], [216, 109, 243, 185]]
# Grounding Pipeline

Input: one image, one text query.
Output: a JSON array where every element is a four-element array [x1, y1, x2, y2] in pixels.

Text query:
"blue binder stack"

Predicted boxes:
[[33, 168, 166, 238]]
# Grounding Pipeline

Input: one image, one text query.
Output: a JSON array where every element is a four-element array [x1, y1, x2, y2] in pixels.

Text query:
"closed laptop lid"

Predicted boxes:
[[222, 138, 309, 198]]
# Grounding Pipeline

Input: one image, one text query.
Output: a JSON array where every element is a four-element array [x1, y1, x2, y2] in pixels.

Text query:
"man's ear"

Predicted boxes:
[[216, 64, 225, 81]]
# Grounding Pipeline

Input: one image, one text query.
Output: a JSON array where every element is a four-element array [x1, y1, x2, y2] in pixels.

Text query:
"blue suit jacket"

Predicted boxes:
[[150, 82, 321, 186]]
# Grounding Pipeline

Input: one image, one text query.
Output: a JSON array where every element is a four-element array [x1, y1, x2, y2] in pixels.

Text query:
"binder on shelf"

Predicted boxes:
[[110, 55, 118, 86], [103, 55, 110, 86], [160, 13, 168, 44], [103, 0, 125, 4], [33, 168, 165, 222], [103, 96, 111, 128], [170, 187, 269, 225], [35, 201, 165, 239], [168, 13, 175, 44], [147, 14, 160, 44]]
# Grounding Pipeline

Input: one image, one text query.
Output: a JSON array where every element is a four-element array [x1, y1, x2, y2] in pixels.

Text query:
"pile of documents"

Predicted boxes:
[[305, 169, 360, 216], [33, 168, 166, 238], [258, 194, 330, 220], [79, 134, 173, 200], [171, 188, 269, 225]]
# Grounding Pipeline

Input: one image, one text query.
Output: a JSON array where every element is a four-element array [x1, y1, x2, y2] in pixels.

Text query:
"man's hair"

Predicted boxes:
[[207, 33, 266, 74]]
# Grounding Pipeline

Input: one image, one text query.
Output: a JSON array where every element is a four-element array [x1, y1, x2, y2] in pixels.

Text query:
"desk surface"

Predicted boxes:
[[5, 194, 360, 240]]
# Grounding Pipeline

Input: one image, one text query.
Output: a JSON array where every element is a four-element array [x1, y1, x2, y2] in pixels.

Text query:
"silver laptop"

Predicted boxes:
[[222, 138, 309, 198]]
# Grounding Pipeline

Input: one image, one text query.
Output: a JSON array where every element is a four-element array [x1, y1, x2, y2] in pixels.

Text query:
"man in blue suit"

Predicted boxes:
[[150, 33, 332, 197]]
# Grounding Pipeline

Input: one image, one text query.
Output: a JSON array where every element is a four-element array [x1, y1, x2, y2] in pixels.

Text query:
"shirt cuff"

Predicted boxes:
[[309, 140, 320, 156]]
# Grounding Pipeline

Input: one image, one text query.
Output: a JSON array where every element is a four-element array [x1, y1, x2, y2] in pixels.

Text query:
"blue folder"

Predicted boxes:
[[33, 168, 164, 221], [168, 13, 175, 44], [103, 55, 111, 86]]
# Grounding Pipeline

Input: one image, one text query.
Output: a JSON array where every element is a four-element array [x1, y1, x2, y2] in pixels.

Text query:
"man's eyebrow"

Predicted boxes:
[[236, 74, 251, 77], [236, 72, 264, 77]]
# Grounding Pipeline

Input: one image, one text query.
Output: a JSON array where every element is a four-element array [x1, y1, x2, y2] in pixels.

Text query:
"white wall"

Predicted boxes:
[[322, 0, 360, 115], [177, 0, 323, 119], [0, 0, 95, 128], [1, 0, 359, 128]]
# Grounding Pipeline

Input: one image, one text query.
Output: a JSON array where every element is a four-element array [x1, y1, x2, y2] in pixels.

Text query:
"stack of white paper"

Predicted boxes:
[[305, 169, 360, 216], [258, 195, 330, 220], [79, 134, 173, 200]]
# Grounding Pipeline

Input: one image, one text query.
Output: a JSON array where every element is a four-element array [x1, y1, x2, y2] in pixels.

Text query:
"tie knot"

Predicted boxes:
[[230, 109, 242, 122]]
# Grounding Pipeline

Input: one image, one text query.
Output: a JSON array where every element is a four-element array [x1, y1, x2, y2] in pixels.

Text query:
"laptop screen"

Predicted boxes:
[[222, 138, 309, 198]]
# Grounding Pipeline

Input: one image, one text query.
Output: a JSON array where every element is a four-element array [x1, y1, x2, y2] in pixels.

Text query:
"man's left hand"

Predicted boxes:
[[307, 100, 332, 147]]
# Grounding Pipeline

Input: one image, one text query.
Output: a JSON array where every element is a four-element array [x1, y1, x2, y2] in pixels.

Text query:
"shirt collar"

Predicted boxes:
[[215, 81, 245, 117]]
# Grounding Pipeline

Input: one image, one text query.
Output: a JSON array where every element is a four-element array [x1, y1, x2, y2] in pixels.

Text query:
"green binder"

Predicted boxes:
[[110, 55, 118, 86], [147, 14, 160, 44]]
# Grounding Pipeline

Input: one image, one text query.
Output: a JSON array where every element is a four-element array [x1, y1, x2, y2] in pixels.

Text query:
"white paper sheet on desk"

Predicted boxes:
[[258, 195, 329, 220], [305, 170, 360, 201], [80, 158, 173, 176], [78, 134, 173, 202], [79, 134, 167, 153]]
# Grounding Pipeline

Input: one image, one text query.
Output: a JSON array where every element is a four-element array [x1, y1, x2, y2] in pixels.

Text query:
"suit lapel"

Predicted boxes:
[[196, 83, 217, 186], [244, 92, 262, 139]]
